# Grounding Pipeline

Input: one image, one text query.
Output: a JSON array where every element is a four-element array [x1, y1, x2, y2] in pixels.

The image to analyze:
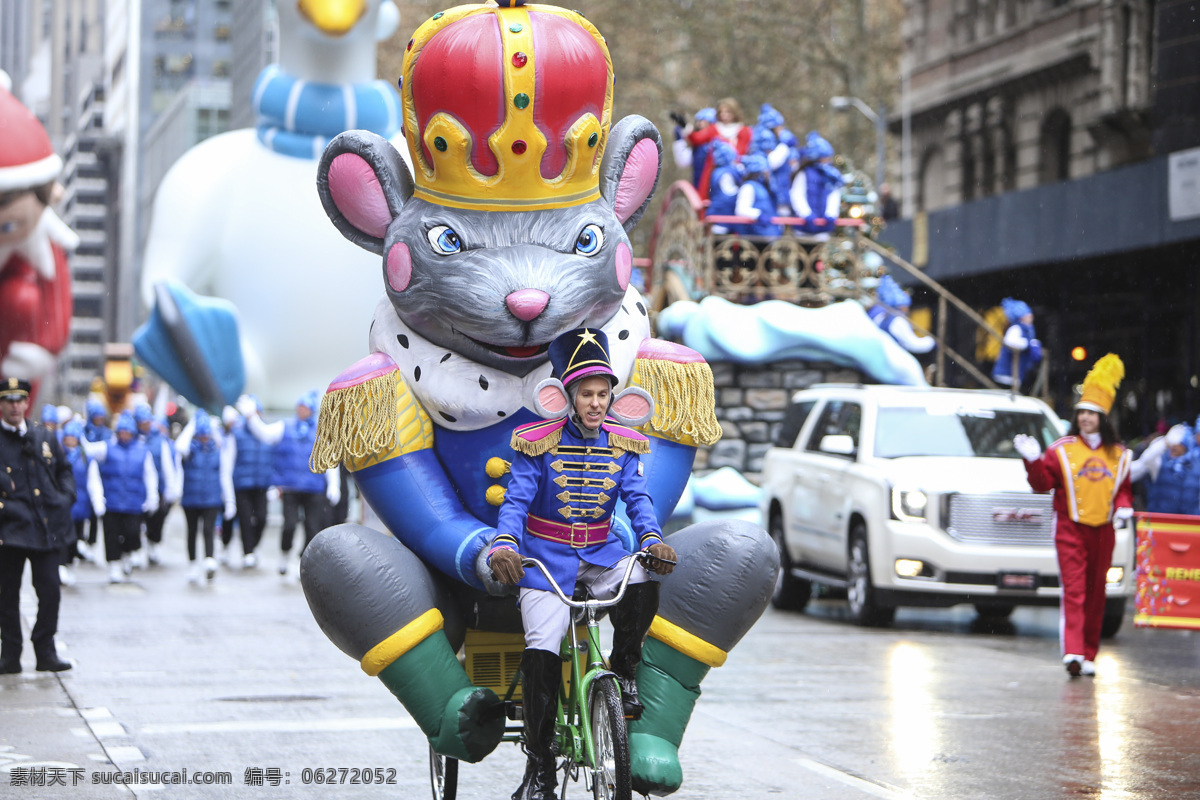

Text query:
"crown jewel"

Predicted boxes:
[[400, 2, 614, 210]]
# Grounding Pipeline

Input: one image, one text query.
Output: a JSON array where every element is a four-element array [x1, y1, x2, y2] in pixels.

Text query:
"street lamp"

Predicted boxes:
[[830, 96, 887, 192]]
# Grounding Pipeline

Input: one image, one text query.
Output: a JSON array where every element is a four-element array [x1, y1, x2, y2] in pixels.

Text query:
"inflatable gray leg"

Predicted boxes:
[[300, 524, 503, 762], [629, 519, 779, 795]]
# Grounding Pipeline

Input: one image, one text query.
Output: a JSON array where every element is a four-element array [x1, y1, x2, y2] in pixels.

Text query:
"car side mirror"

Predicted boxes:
[[819, 434, 856, 456]]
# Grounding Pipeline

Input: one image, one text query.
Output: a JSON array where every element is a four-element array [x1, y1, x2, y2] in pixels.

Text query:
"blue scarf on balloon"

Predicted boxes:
[[252, 64, 402, 160]]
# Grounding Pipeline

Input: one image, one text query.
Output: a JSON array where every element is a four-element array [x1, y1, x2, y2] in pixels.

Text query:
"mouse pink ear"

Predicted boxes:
[[533, 378, 570, 419], [608, 387, 654, 427], [317, 131, 413, 255], [600, 116, 662, 232]]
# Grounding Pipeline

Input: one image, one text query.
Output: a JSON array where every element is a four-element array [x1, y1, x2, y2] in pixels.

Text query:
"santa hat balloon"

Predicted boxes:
[[0, 82, 63, 194]]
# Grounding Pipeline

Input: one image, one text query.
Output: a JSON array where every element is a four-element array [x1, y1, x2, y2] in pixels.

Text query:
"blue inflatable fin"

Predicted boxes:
[[132, 280, 245, 412]]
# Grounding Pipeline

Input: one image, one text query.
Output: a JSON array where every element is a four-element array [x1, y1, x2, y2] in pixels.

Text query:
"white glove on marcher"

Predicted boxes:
[[225, 501, 237, 520], [235, 394, 257, 418], [326, 476, 341, 507], [1013, 434, 1042, 462], [1114, 507, 1134, 522]]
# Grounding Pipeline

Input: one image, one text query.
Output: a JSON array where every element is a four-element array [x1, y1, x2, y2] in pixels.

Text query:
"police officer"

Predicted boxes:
[[0, 377, 75, 673]]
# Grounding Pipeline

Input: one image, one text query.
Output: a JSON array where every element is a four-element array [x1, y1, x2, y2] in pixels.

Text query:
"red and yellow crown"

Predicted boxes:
[[400, 1, 613, 211]]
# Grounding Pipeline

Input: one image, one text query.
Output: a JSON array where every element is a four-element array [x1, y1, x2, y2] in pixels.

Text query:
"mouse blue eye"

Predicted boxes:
[[575, 224, 603, 256], [427, 225, 462, 254]]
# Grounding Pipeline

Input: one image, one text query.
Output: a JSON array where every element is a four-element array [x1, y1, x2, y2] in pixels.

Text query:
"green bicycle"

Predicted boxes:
[[430, 550, 670, 800]]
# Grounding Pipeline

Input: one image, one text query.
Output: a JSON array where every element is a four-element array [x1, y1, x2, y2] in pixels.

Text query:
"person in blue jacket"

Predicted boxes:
[[228, 396, 275, 569], [59, 420, 104, 588], [790, 131, 844, 238], [81, 398, 113, 561], [731, 153, 783, 238], [991, 298, 1043, 394], [85, 412, 158, 584], [754, 104, 797, 215], [705, 140, 742, 234], [134, 404, 179, 567], [869, 274, 936, 355], [670, 107, 717, 190], [488, 328, 677, 800], [237, 391, 340, 577], [176, 410, 235, 583]]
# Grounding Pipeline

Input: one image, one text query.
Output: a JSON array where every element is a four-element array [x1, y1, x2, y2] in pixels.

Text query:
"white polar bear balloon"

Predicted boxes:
[[138, 0, 408, 412]]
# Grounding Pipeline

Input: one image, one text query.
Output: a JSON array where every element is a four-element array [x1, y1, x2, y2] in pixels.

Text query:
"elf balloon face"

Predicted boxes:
[[0, 192, 43, 246], [317, 3, 660, 378]]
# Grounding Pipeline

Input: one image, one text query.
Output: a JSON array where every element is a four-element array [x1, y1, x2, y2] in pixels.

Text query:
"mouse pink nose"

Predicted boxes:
[[506, 289, 550, 321]]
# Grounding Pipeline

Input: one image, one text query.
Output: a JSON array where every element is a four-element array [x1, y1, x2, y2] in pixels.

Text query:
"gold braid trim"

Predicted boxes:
[[510, 427, 562, 457], [608, 433, 650, 454], [309, 371, 399, 472], [631, 357, 722, 446]]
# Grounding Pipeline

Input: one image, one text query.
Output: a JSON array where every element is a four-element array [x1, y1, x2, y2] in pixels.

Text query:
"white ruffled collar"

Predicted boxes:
[[368, 286, 652, 432]]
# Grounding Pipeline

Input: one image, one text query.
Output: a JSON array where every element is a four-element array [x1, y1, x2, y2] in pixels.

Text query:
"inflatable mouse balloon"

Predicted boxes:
[[298, 3, 778, 794]]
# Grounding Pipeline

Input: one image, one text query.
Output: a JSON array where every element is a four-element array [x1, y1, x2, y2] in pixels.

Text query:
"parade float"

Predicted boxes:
[[292, 2, 778, 796]]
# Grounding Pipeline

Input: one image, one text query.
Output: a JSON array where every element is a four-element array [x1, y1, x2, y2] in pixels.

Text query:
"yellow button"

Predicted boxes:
[[485, 457, 511, 479], [485, 485, 507, 506], [34, 488, 40, 496]]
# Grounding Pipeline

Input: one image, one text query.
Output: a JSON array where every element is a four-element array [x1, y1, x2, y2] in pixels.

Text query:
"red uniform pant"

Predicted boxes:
[[1054, 517, 1115, 661]]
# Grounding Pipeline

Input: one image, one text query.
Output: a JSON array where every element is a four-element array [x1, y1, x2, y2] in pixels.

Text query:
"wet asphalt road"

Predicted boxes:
[[3, 513, 1200, 800]]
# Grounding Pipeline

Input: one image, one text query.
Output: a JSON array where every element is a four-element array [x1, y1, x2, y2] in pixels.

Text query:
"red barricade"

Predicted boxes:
[[1135, 512, 1200, 629]]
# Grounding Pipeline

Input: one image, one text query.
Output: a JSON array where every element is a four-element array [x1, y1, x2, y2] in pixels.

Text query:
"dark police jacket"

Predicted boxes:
[[0, 420, 75, 551]]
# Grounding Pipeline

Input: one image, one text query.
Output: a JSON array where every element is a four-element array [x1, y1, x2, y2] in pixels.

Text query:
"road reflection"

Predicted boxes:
[[887, 642, 940, 779]]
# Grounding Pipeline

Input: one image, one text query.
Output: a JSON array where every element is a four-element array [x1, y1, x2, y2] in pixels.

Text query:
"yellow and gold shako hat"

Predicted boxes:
[[1076, 353, 1124, 415], [399, 1, 613, 211]]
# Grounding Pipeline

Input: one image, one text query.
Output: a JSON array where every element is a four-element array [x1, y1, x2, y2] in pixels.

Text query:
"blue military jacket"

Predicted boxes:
[[491, 416, 663, 593]]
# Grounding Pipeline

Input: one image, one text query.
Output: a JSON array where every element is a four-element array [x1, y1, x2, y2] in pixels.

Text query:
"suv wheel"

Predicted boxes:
[[847, 522, 895, 627], [770, 513, 811, 612]]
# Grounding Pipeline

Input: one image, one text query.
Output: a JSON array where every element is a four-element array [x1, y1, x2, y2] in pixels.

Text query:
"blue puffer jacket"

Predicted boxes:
[[232, 421, 274, 490], [733, 178, 782, 238], [1146, 451, 1199, 516], [992, 322, 1043, 385], [271, 418, 324, 494], [182, 438, 223, 508], [99, 439, 148, 514], [66, 447, 93, 522]]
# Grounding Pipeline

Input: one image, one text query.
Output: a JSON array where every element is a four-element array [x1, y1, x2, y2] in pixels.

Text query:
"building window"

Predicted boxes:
[[918, 146, 946, 212], [1038, 109, 1071, 184]]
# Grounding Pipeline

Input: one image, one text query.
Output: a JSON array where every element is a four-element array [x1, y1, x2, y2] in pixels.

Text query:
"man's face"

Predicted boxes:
[[296, 404, 312, 421], [0, 193, 45, 246], [1, 396, 30, 427], [573, 376, 612, 431]]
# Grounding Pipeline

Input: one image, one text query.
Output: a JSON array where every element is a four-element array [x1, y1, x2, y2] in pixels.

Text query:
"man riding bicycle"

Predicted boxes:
[[489, 327, 677, 800]]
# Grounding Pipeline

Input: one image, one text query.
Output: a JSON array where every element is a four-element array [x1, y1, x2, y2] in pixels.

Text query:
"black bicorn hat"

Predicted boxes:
[[547, 328, 618, 388], [0, 377, 31, 401]]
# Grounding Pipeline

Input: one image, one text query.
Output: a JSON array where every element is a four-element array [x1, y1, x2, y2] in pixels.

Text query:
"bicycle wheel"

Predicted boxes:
[[429, 744, 458, 800], [587, 675, 631, 800]]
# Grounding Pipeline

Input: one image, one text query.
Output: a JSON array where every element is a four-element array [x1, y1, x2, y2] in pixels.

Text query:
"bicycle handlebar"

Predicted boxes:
[[520, 551, 670, 610]]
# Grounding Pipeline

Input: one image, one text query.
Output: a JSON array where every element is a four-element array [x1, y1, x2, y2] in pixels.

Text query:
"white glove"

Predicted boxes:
[[235, 394, 257, 418], [267, 486, 280, 502], [225, 501, 237, 520], [327, 482, 341, 507], [143, 496, 160, 515], [1013, 434, 1042, 462], [1114, 507, 1134, 522], [93, 500, 106, 518]]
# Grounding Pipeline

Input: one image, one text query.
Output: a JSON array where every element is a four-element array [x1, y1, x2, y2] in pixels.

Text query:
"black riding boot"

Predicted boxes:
[[513, 648, 561, 800], [608, 581, 660, 719]]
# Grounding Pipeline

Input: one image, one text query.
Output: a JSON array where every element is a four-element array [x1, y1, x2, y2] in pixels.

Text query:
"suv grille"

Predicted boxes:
[[944, 492, 1055, 547]]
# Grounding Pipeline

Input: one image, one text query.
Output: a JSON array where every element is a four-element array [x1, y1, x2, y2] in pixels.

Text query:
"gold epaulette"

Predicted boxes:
[[310, 356, 434, 473], [510, 418, 566, 457], [628, 340, 722, 447]]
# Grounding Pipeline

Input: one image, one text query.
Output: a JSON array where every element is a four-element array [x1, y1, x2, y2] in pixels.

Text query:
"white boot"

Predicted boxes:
[[130, 549, 147, 570], [1081, 660, 1096, 676], [58, 565, 76, 587], [187, 561, 203, 585], [108, 561, 125, 584], [76, 541, 92, 562], [204, 557, 218, 581], [216, 541, 229, 567], [277, 553, 290, 576], [120, 553, 133, 576], [147, 542, 162, 566], [243, 552, 259, 569]]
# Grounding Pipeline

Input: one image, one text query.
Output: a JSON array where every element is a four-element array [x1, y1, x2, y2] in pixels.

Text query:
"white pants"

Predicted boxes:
[[519, 556, 651, 653]]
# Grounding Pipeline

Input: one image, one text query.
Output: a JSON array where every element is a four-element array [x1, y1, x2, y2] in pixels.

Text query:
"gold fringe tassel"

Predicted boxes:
[[608, 433, 650, 455], [309, 372, 398, 472], [634, 358, 723, 446], [510, 428, 562, 457]]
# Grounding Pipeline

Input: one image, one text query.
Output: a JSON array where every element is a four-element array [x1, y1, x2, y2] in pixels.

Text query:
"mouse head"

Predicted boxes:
[[316, 2, 661, 378]]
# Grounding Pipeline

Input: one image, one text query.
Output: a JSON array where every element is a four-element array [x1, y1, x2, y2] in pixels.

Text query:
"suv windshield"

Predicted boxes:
[[874, 405, 1061, 459]]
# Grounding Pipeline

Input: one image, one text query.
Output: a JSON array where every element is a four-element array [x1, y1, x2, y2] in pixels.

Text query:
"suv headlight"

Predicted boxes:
[[891, 488, 928, 522]]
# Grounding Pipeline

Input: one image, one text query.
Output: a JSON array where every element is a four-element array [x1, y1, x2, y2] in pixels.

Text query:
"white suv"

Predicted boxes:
[[759, 384, 1134, 631]]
